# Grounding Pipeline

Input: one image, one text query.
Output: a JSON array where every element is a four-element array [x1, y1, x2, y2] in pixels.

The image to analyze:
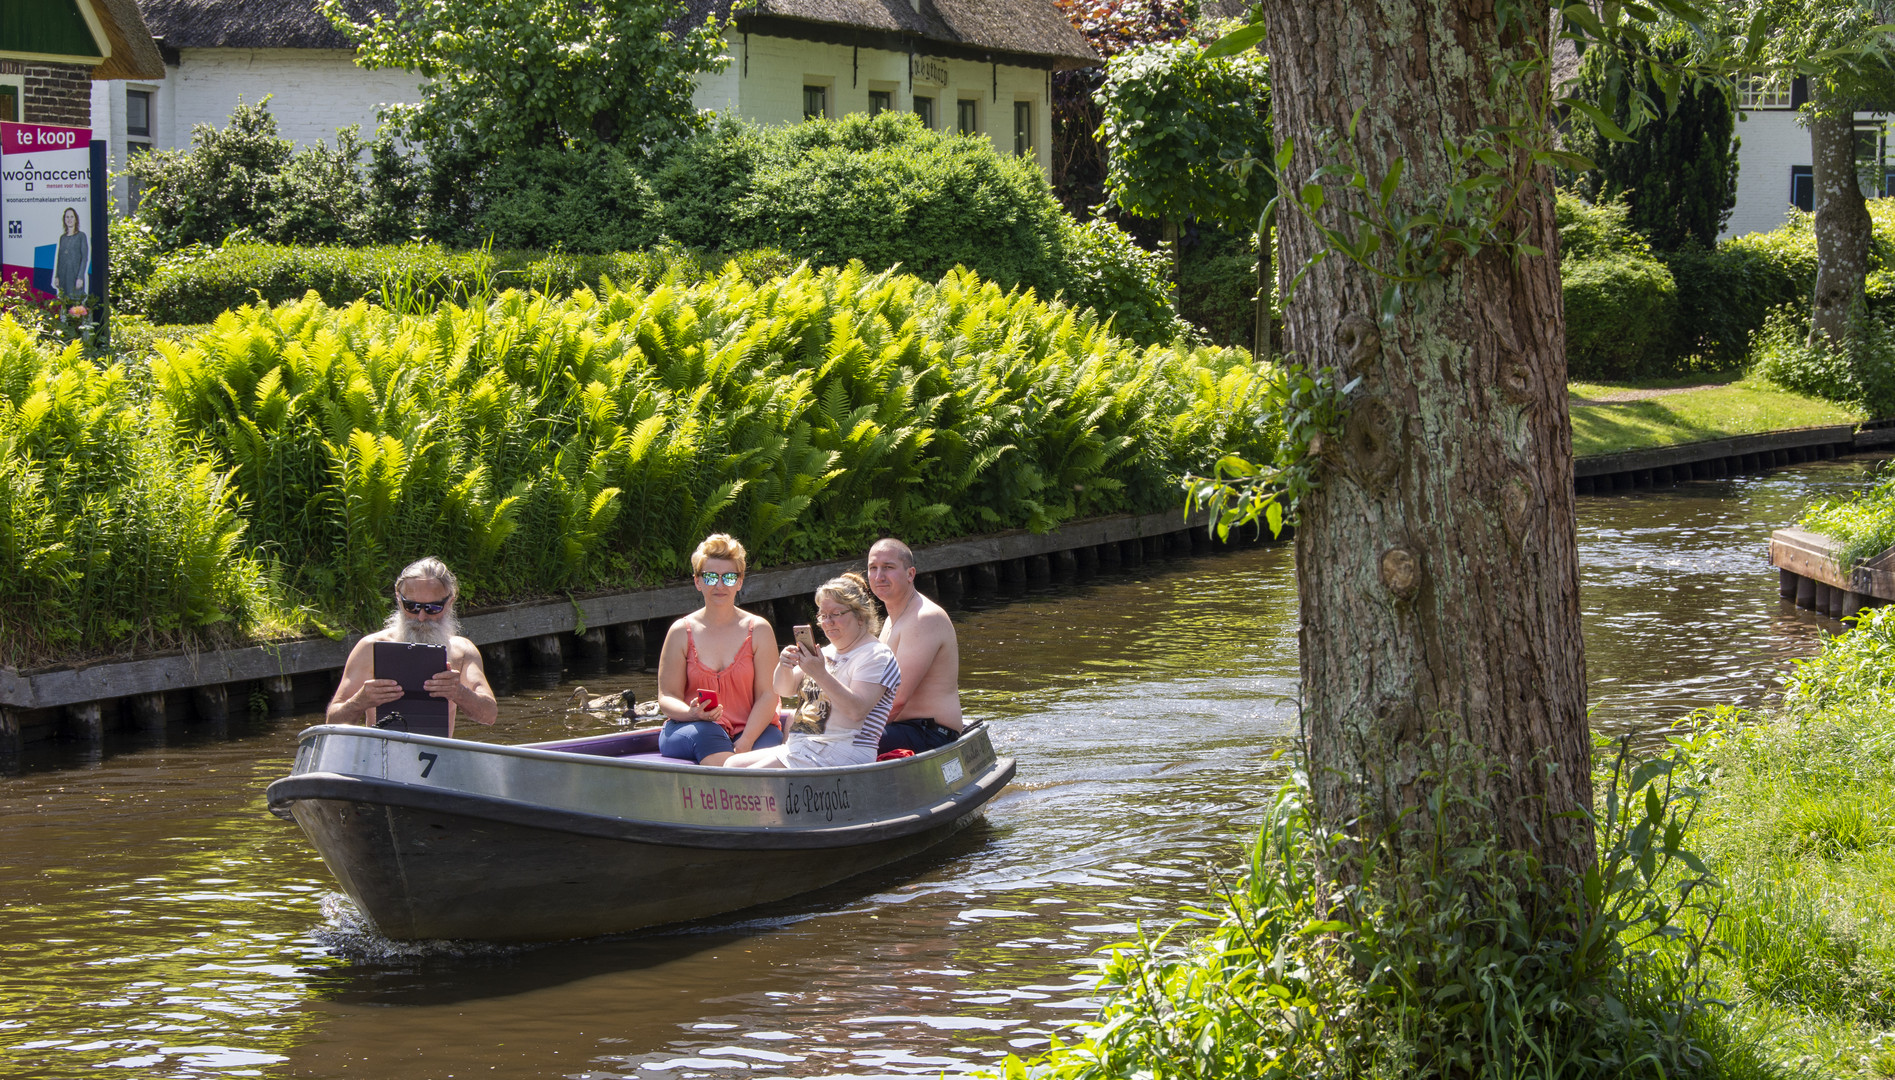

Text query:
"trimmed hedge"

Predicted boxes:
[[1562, 253, 1679, 380], [128, 243, 794, 325]]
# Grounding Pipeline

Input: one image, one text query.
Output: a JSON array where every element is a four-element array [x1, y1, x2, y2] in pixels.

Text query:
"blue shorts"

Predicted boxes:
[[659, 718, 784, 762], [877, 717, 960, 754]]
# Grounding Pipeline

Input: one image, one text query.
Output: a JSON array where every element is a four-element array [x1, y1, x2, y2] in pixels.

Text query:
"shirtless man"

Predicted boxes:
[[865, 538, 962, 753], [327, 556, 498, 735]]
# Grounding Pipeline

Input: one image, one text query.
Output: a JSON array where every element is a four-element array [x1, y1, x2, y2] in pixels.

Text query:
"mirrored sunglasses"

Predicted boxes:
[[398, 596, 448, 615], [699, 571, 741, 587]]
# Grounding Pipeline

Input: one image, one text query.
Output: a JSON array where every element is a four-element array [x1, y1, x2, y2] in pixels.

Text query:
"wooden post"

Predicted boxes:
[[1026, 554, 1052, 585], [1120, 539, 1143, 567], [915, 572, 940, 599], [610, 622, 646, 665], [528, 634, 564, 672], [578, 626, 609, 660], [1780, 569, 1798, 600], [67, 701, 105, 744], [0, 707, 21, 757], [1165, 530, 1192, 557], [264, 675, 297, 717], [1142, 535, 1164, 561], [1050, 549, 1079, 581], [193, 684, 230, 727], [1001, 558, 1029, 591], [936, 567, 965, 609], [1796, 575, 1817, 610], [1096, 542, 1121, 570], [131, 692, 167, 734], [1074, 544, 1099, 576], [1844, 591, 1870, 620], [969, 562, 1000, 593], [484, 639, 517, 690]]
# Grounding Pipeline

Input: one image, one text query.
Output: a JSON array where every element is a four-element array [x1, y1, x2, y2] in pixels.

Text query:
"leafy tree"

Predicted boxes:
[[1095, 38, 1273, 351], [324, 0, 729, 158], [1718, 0, 1895, 345], [1566, 37, 1740, 250], [1049, 0, 1197, 214]]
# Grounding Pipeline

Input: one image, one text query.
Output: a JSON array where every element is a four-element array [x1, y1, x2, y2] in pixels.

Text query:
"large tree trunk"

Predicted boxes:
[[1810, 84, 1871, 346], [1266, 1, 1593, 883]]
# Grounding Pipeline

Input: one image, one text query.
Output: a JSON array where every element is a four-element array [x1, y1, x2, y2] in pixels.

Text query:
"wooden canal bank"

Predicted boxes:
[[1770, 528, 1895, 622], [1574, 420, 1895, 494], [0, 508, 1264, 754]]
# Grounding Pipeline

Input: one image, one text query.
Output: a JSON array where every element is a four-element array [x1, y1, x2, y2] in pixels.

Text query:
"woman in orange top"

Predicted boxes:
[[655, 534, 783, 764]]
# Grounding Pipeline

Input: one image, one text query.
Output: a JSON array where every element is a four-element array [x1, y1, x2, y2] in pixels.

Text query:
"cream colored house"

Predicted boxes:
[[92, 0, 1096, 213]]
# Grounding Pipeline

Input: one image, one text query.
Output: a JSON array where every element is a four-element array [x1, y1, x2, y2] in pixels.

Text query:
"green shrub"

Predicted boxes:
[[1663, 242, 1804, 367], [470, 145, 665, 254], [1175, 230, 1262, 349], [1556, 191, 1653, 261], [9, 263, 1272, 660], [0, 317, 292, 665], [1562, 251, 1679, 380], [125, 242, 795, 325], [1800, 467, 1895, 569], [1751, 304, 1895, 417]]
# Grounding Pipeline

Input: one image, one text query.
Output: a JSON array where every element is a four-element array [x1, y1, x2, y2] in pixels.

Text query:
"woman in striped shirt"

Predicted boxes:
[[727, 572, 899, 769]]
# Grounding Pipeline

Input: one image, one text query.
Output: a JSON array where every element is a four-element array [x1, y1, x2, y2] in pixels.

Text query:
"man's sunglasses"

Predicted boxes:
[[699, 571, 741, 587], [397, 596, 448, 615]]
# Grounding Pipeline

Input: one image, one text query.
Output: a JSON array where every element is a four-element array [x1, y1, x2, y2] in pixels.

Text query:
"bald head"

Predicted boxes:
[[866, 537, 918, 609], [868, 538, 914, 569]]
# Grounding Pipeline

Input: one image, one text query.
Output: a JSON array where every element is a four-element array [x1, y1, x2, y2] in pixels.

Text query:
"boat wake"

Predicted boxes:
[[311, 893, 524, 962]]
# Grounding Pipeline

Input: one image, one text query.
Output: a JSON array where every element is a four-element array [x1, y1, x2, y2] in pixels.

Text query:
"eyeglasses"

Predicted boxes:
[[817, 609, 851, 624], [397, 595, 448, 615], [699, 571, 741, 587]]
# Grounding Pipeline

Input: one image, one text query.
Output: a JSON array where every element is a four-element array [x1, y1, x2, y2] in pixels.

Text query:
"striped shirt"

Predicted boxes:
[[825, 639, 901, 752]]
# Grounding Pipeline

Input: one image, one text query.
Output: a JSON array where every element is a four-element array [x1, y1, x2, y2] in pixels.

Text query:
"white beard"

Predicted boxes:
[[385, 607, 459, 645]]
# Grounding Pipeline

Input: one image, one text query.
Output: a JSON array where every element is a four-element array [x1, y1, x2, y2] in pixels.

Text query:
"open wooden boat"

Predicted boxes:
[[266, 722, 1013, 942]]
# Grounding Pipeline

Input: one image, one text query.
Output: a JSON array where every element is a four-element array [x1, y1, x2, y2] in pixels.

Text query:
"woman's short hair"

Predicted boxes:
[[394, 556, 458, 600], [692, 533, 747, 575], [816, 572, 881, 635]]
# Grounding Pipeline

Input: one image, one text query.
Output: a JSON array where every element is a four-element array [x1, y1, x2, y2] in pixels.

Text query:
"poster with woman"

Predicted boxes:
[[1, 122, 94, 302]]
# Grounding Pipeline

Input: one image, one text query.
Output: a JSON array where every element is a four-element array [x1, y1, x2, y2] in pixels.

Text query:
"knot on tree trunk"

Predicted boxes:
[[1502, 474, 1534, 546], [1337, 314, 1380, 374], [1380, 546, 1421, 599], [1343, 399, 1401, 491]]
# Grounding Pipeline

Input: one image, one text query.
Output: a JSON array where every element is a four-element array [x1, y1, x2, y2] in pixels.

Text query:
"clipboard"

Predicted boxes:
[[372, 641, 451, 736]]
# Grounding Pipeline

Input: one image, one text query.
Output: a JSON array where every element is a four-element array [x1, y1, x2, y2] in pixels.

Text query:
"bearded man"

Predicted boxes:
[[326, 557, 498, 734]]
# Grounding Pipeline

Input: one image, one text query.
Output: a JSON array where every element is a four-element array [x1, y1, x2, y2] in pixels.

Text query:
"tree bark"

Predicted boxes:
[[1266, 0, 1593, 883], [1809, 84, 1870, 346]]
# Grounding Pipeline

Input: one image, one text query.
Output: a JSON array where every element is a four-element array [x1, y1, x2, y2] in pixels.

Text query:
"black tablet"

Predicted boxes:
[[372, 641, 451, 736]]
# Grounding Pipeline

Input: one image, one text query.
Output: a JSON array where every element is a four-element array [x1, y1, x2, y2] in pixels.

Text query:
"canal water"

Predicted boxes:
[[2, 456, 1886, 1079]]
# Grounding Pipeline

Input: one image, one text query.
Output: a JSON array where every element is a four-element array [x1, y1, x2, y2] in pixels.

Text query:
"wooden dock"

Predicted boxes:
[[1769, 527, 1895, 621]]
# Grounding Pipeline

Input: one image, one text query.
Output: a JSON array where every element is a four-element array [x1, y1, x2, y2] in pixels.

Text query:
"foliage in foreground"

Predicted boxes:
[[1675, 607, 1895, 1076], [0, 262, 1274, 667], [1005, 746, 1752, 1080]]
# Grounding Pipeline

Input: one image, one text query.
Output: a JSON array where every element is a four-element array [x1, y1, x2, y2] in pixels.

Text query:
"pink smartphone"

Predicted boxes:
[[696, 689, 720, 711]]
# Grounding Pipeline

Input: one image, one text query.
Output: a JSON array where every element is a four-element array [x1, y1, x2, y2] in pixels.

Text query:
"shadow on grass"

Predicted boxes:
[[1570, 398, 1726, 457]]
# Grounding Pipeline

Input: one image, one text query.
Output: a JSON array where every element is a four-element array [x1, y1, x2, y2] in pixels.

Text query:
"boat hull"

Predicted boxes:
[[268, 723, 1013, 942]]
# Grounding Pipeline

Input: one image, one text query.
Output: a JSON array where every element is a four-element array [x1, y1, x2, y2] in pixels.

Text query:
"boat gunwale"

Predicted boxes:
[[282, 719, 994, 777], [267, 756, 1015, 850]]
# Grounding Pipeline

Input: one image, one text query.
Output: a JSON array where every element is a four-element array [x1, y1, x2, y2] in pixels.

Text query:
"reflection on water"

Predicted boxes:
[[0, 455, 1884, 1078]]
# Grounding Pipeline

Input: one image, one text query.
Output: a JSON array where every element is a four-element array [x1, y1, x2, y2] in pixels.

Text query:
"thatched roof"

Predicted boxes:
[[135, 0, 363, 51], [93, 0, 168, 79], [135, 0, 1094, 69], [692, 0, 1096, 68]]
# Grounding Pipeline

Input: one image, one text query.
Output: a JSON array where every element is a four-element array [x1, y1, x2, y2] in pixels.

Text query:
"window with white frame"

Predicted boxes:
[[126, 87, 155, 211], [1739, 75, 1792, 110]]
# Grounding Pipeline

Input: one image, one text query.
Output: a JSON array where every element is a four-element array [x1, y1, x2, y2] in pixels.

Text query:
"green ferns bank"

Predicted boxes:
[[0, 263, 1274, 669]]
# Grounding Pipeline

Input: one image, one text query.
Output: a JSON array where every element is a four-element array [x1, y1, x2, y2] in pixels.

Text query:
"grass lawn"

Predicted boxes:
[[1569, 374, 1865, 459]]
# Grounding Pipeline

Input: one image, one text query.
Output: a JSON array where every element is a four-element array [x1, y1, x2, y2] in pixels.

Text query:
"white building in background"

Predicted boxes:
[[92, 0, 1095, 215], [1724, 74, 1895, 240]]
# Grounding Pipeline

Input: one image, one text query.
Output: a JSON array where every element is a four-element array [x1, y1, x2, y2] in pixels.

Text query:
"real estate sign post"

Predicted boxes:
[[1, 122, 106, 316]]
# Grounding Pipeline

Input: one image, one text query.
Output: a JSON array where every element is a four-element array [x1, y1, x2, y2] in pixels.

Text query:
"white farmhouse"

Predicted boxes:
[[92, 0, 1096, 214], [1726, 75, 1894, 240]]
